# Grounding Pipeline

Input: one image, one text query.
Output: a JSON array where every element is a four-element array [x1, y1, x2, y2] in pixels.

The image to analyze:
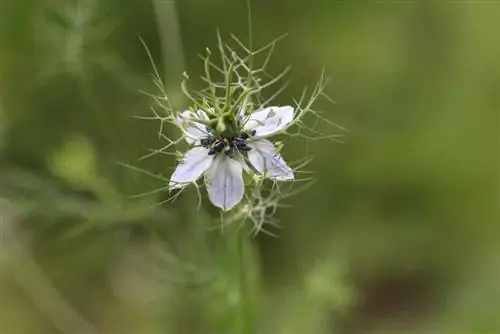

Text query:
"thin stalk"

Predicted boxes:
[[152, 0, 185, 110], [246, 0, 254, 91], [237, 227, 254, 334]]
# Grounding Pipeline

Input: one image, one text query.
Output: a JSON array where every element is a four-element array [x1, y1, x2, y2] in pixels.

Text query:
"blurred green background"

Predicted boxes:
[[0, 0, 499, 333]]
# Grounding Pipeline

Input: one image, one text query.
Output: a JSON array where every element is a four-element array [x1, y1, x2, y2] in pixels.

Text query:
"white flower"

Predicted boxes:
[[170, 106, 295, 211]]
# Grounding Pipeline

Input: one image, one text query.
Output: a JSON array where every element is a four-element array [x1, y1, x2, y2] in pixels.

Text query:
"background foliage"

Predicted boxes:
[[0, 1, 499, 333]]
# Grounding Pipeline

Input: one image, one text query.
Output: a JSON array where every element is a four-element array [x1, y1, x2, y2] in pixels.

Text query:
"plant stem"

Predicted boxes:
[[152, 0, 185, 109], [237, 226, 254, 334]]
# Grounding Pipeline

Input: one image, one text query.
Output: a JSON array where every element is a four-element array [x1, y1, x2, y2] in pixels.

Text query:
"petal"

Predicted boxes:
[[243, 106, 294, 138], [176, 110, 210, 144], [247, 139, 294, 181], [169, 147, 213, 190], [205, 154, 245, 211]]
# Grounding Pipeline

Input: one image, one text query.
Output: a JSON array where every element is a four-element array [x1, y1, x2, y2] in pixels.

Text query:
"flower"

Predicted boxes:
[[169, 106, 295, 211]]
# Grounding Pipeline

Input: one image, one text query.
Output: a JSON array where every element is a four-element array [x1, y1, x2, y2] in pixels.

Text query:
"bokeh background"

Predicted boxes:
[[0, 0, 499, 333]]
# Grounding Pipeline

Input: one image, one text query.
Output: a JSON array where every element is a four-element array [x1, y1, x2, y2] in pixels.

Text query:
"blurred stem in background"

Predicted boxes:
[[152, 0, 185, 110], [220, 218, 260, 334], [237, 224, 256, 334]]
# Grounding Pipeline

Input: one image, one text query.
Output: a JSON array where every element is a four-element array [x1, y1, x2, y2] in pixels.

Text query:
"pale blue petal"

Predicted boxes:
[[205, 155, 245, 211], [169, 147, 213, 190], [243, 106, 294, 138], [176, 110, 209, 144], [247, 139, 294, 181]]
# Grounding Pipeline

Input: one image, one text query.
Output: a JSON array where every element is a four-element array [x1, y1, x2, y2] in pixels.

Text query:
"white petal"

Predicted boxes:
[[205, 154, 245, 211], [169, 147, 213, 189], [176, 110, 209, 144], [232, 151, 251, 173], [243, 106, 294, 138], [247, 139, 294, 181]]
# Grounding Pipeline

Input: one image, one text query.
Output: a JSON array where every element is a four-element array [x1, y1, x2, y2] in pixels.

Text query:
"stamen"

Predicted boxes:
[[240, 129, 256, 140], [232, 135, 252, 152], [205, 131, 254, 156], [200, 137, 214, 147], [208, 139, 226, 155]]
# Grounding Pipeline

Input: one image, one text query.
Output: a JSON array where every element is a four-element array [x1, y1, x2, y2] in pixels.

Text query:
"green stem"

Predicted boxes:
[[236, 227, 254, 334], [246, 0, 254, 90], [152, 0, 185, 109]]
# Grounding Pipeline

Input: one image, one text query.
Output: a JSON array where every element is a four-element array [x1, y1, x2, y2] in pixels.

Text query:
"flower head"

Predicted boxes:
[[170, 106, 294, 211], [138, 32, 339, 219]]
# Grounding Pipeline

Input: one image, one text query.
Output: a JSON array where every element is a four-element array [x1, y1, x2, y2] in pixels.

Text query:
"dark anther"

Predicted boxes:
[[232, 137, 251, 152], [240, 129, 256, 140], [208, 140, 226, 155], [205, 133, 254, 156], [232, 137, 244, 145], [239, 145, 252, 152], [200, 137, 213, 147]]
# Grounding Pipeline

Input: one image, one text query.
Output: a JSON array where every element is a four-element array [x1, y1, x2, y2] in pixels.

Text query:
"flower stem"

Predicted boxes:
[[237, 227, 254, 334]]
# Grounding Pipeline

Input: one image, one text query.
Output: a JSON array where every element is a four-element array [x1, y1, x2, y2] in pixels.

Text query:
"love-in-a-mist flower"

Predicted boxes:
[[169, 106, 295, 211]]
